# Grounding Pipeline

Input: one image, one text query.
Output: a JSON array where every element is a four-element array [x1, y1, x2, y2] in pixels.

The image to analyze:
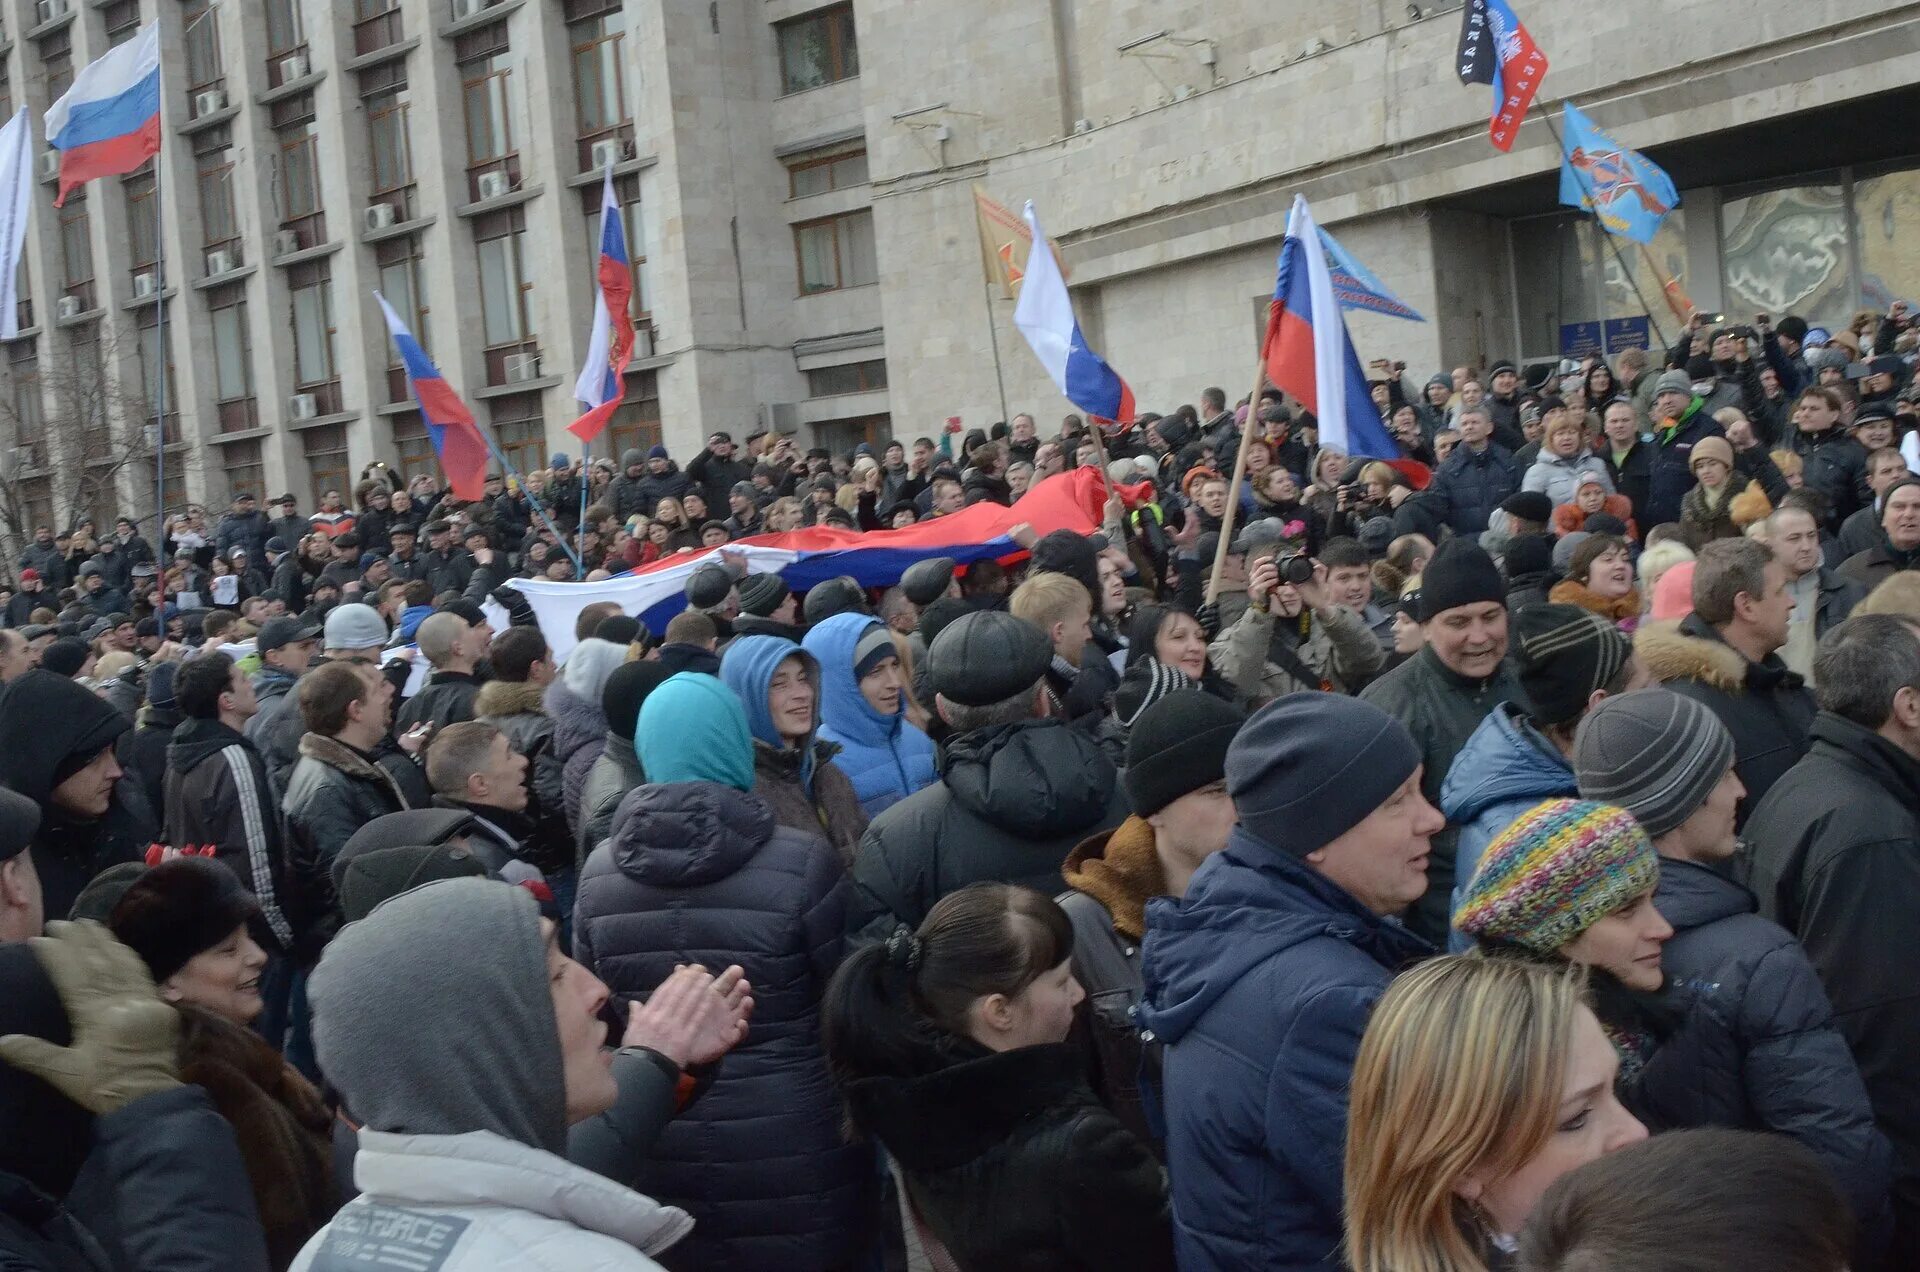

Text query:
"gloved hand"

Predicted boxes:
[[0, 920, 179, 1114]]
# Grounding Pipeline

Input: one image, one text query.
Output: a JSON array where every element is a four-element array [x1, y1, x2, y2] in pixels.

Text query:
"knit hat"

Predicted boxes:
[[1652, 370, 1694, 402], [144, 660, 178, 712], [1501, 491, 1554, 525], [338, 844, 489, 923], [1227, 693, 1420, 857], [900, 557, 958, 606], [0, 787, 38, 864], [737, 572, 790, 617], [1689, 435, 1734, 474], [1124, 690, 1243, 817], [39, 638, 88, 678], [322, 602, 387, 650], [852, 624, 896, 679], [1776, 316, 1809, 344], [1583, 512, 1629, 537], [602, 660, 675, 742], [594, 614, 643, 647], [1414, 538, 1505, 622], [1552, 531, 1592, 578], [17, 568, 35, 583], [1504, 533, 1554, 579], [1358, 516, 1395, 558], [1454, 798, 1659, 953], [685, 564, 734, 610], [802, 576, 868, 625], [647, 444, 669, 460], [1650, 560, 1696, 622], [108, 857, 261, 983], [1572, 690, 1735, 838], [926, 609, 1053, 707], [1512, 604, 1632, 726]]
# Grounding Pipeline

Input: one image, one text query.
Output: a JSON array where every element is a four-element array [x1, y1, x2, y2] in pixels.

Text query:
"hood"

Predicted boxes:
[[608, 780, 775, 887], [844, 1042, 1086, 1172], [656, 642, 722, 678], [165, 716, 249, 775], [396, 603, 433, 642], [310, 878, 567, 1155], [1139, 830, 1429, 1046], [1653, 856, 1755, 931], [720, 635, 820, 791], [250, 665, 299, 697], [0, 669, 131, 804], [634, 671, 755, 790], [1633, 618, 1750, 693], [1440, 703, 1574, 823], [942, 719, 1116, 835], [543, 677, 606, 762], [803, 612, 902, 749], [474, 678, 546, 718]]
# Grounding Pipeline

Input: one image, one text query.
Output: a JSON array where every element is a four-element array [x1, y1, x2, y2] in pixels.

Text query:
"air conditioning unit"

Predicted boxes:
[[287, 393, 319, 421], [452, 0, 486, 20], [630, 327, 654, 359], [273, 229, 302, 257], [503, 352, 540, 383], [56, 295, 81, 321], [280, 52, 310, 82], [193, 89, 227, 118], [475, 171, 511, 201], [363, 203, 397, 234], [36, 150, 58, 182], [205, 248, 236, 275], [132, 271, 159, 298], [589, 139, 626, 172], [35, 0, 67, 26]]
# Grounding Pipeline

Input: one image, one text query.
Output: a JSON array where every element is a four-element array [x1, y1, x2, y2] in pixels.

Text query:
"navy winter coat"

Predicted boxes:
[[1411, 442, 1519, 538], [1139, 830, 1433, 1271], [572, 780, 873, 1271]]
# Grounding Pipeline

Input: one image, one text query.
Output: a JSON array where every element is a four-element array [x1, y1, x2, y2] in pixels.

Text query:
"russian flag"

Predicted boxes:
[[1262, 195, 1398, 460], [374, 291, 491, 502], [568, 166, 635, 443], [45, 23, 161, 208], [1013, 202, 1135, 424]]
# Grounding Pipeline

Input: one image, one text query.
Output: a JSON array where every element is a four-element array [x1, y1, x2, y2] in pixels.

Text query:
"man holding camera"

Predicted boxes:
[[1207, 520, 1384, 708]]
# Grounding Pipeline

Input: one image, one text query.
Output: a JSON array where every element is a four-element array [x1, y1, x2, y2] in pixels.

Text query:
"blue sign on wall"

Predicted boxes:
[[1559, 322, 1604, 359], [1604, 317, 1651, 353]]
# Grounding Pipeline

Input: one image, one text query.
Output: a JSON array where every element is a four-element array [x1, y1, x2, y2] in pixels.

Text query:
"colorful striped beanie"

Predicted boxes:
[[1454, 798, 1658, 954]]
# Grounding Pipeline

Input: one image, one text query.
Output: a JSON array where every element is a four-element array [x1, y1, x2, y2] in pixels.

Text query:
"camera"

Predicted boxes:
[[1274, 552, 1314, 585]]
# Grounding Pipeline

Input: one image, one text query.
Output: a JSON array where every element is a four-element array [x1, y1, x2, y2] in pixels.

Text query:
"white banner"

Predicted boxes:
[[0, 109, 34, 340]]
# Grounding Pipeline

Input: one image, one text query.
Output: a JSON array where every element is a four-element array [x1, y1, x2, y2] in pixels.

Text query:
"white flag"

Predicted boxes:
[[0, 109, 35, 340]]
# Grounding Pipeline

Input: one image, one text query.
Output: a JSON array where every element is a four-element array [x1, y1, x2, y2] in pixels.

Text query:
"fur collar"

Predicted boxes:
[[297, 733, 406, 803], [1633, 618, 1750, 693], [1060, 817, 1165, 942], [1548, 578, 1642, 623], [474, 679, 547, 718], [844, 1042, 1089, 1172]]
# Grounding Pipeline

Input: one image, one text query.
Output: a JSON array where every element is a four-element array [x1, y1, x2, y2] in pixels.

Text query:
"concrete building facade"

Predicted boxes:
[[2, 0, 1919, 540]]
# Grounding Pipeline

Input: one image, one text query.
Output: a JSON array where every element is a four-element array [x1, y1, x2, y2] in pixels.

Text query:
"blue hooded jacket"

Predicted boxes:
[[1139, 830, 1432, 1272], [1439, 702, 1576, 952], [635, 671, 756, 791], [720, 635, 821, 796], [801, 613, 934, 817]]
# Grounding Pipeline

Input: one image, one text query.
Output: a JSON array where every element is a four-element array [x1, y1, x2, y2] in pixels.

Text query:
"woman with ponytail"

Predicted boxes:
[[822, 883, 1173, 1272]]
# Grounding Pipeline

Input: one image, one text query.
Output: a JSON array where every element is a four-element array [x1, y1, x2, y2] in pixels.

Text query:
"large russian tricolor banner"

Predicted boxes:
[[374, 291, 491, 502], [45, 23, 160, 207], [568, 166, 636, 443], [1012, 202, 1135, 424], [508, 466, 1147, 661], [1262, 195, 1398, 460]]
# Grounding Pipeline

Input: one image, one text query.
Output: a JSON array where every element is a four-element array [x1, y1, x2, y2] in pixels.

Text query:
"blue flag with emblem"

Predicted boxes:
[[1557, 101, 1680, 245], [1318, 227, 1425, 323]]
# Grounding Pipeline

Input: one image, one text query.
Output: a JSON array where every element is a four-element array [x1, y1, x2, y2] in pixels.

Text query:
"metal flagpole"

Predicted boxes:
[[982, 276, 1011, 426], [479, 432, 581, 573], [1541, 109, 1673, 355], [152, 159, 165, 540], [577, 436, 587, 571]]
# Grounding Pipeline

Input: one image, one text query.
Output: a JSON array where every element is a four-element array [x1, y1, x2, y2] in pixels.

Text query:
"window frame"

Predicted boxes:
[[775, 4, 859, 95], [792, 208, 877, 296]]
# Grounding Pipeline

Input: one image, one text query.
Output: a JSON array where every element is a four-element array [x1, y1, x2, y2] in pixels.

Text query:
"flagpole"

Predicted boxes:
[[981, 276, 1011, 426], [1541, 109, 1673, 356], [481, 432, 581, 573], [577, 435, 587, 571], [1205, 360, 1269, 603], [151, 158, 165, 542]]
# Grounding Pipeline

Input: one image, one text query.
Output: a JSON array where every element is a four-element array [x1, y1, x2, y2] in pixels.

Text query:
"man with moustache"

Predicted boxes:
[[1361, 538, 1525, 945]]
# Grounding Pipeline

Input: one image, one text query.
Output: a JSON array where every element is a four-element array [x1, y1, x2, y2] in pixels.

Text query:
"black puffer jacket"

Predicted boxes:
[[573, 780, 872, 1272], [845, 718, 1129, 945], [844, 1041, 1173, 1272], [1640, 857, 1891, 1233], [1789, 425, 1868, 530], [162, 718, 294, 952], [282, 735, 408, 959]]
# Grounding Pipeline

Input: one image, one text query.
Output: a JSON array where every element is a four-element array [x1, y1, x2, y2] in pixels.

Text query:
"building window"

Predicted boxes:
[[289, 266, 337, 391], [475, 208, 533, 350], [103, 1, 140, 45], [221, 438, 264, 503], [580, 175, 649, 323], [197, 143, 240, 259], [8, 342, 45, 471], [184, 2, 224, 95], [207, 283, 254, 430], [58, 195, 93, 310], [18, 477, 52, 541], [0, 63, 14, 122], [276, 96, 325, 245], [806, 359, 887, 397], [41, 30, 74, 103], [572, 12, 629, 137], [377, 235, 428, 402], [490, 396, 546, 472], [787, 148, 868, 198], [302, 424, 350, 509], [136, 307, 176, 431], [352, 0, 404, 57], [777, 4, 858, 94], [125, 172, 159, 281], [392, 412, 434, 481], [604, 374, 662, 457], [794, 209, 877, 294], [266, 0, 305, 58], [459, 36, 517, 176], [366, 85, 414, 200]]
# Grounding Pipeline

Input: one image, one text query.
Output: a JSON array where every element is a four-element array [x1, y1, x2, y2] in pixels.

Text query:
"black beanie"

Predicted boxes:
[[1512, 604, 1631, 726], [917, 596, 973, 646], [603, 660, 674, 742], [1776, 316, 1809, 344], [108, 857, 260, 983], [1504, 533, 1554, 580], [1124, 690, 1243, 817], [39, 638, 88, 678], [595, 614, 643, 646], [338, 844, 489, 923], [737, 572, 790, 617], [1416, 538, 1506, 622]]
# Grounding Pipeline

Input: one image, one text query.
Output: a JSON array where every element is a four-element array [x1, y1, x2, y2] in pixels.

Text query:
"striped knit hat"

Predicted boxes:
[[1571, 690, 1735, 838], [1455, 798, 1658, 954]]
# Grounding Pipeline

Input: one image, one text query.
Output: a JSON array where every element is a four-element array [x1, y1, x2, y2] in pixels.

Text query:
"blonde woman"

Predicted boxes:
[[1344, 956, 1645, 1272]]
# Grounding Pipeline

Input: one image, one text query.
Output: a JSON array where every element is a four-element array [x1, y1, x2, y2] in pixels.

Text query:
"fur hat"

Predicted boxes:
[[108, 858, 261, 983]]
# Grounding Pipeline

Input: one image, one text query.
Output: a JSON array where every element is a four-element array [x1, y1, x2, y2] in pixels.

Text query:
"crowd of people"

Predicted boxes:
[[3, 303, 1919, 1270]]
